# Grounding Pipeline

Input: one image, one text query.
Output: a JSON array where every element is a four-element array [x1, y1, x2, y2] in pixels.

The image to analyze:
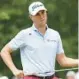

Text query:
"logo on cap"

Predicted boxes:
[[32, 4, 43, 11]]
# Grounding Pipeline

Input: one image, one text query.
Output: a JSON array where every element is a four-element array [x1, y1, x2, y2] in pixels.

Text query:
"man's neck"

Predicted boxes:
[[34, 24, 47, 35]]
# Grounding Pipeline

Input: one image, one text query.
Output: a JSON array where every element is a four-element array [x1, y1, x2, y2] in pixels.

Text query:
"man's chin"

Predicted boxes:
[[40, 23, 46, 26], [40, 22, 46, 25]]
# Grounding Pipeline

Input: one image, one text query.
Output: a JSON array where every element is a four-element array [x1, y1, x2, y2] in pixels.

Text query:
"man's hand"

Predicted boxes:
[[12, 69, 24, 78]]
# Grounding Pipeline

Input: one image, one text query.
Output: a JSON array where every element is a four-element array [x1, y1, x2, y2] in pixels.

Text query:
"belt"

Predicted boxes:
[[31, 74, 55, 79]]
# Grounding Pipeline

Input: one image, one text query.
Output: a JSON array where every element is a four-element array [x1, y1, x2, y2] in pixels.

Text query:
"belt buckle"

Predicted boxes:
[[43, 76, 45, 79]]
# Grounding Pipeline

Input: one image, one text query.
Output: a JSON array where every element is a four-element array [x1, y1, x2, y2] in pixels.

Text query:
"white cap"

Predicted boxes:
[[29, 1, 47, 15], [66, 71, 75, 77]]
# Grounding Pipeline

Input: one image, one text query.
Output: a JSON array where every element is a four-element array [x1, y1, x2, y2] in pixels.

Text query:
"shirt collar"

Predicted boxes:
[[31, 24, 48, 31]]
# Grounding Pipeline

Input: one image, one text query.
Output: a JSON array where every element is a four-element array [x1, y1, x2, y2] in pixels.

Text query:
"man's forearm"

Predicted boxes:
[[1, 50, 24, 78], [0, 50, 17, 73], [0, 45, 24, 78], [60, 57, 79, 67], [57, 53, 79, 67], [64, 57, 79, 67]]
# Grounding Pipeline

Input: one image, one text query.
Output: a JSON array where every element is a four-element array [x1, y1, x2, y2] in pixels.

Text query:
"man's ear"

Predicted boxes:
[[29, 15, 34, 22], [29, 15, 32, 20]]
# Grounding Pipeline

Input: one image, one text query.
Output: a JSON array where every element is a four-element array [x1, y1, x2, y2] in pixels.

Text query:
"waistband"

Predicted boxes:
[[24, 74, 55, 79]]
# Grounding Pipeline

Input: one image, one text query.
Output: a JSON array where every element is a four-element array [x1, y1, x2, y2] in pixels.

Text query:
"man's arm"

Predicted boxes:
[[0, 44, 24, 78], [56, 53, 79, 67]]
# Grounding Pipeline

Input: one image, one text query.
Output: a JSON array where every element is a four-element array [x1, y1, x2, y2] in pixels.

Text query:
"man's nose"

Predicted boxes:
[[40, 14, 44, 19]]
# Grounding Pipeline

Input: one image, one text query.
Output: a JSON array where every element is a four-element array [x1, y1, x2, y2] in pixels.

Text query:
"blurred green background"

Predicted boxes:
[[0, 0, 78, 79]]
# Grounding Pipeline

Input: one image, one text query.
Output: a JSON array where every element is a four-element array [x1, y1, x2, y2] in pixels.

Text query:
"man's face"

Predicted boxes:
[[30, 10, 47, 26]]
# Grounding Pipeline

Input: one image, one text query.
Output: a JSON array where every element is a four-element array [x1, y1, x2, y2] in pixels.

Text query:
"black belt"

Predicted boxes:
[[31, 74, 55, 79]]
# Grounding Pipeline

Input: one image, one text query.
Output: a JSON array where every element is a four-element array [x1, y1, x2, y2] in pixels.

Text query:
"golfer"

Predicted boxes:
[[0, 1, 79, 79]]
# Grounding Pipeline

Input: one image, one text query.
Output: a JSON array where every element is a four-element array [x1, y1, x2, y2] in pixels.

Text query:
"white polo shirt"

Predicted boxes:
[[8, 24, 64, 76]]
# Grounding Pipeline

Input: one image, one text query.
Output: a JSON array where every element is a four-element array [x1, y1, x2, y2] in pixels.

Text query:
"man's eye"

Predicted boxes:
[[42, 11, 44, 14], [36, 13, 39, 16]]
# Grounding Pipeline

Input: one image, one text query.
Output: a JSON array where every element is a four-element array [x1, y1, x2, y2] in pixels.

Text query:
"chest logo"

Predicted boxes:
[[47, 39, 57, 42], [29, 33, 32, 35]]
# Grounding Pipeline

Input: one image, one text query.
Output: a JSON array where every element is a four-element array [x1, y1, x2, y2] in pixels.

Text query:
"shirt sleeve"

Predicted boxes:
[[8, 30, 26, 51], [56, 32, 64, 54]]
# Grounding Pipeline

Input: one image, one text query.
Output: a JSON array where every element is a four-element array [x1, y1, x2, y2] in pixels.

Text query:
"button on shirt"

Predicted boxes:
[[8, 24, 64, 76]]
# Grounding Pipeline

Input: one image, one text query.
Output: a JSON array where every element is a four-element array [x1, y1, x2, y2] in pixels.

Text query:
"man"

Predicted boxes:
[[66, 71, 75, 79], [0, 1, 79, 79]]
